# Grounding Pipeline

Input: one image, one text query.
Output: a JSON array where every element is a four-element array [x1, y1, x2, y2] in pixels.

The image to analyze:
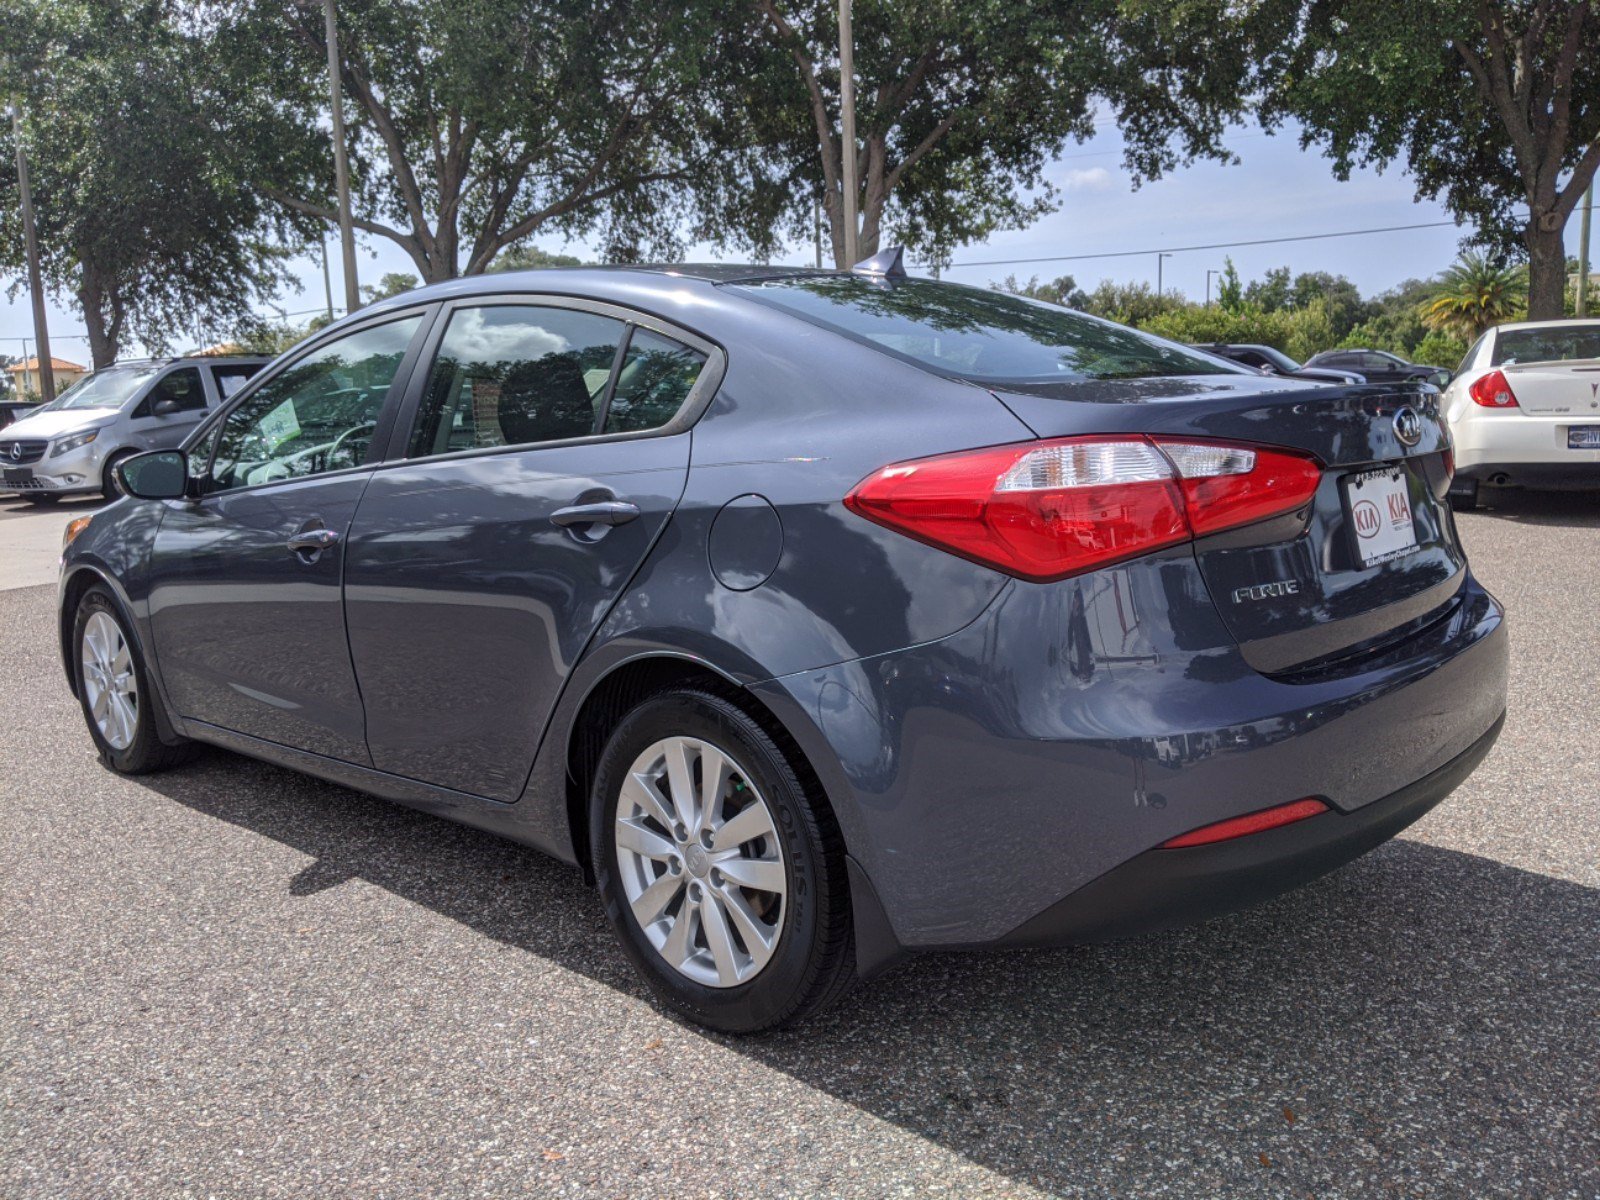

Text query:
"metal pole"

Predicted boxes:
[[323, 0, 360, 312], [12, 102, 54, 400], [321, 235, 335, 321], [838, 0, 858, 266], [1578, 178, 1593, 319]]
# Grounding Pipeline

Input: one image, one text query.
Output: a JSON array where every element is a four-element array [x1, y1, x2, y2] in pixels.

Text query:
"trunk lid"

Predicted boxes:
[[988, 376, 1464, 674], [1500, 359, 1600, 414]]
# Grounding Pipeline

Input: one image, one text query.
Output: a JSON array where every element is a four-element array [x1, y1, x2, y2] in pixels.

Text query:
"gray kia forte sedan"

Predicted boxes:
[[59, 256, 1508, 1032]]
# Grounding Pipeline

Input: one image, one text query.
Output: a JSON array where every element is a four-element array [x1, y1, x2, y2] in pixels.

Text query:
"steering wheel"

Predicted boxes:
[[315, 420, 377, 473]]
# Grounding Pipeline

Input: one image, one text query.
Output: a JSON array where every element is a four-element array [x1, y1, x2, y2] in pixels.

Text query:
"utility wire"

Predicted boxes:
[[941, 220, 1460, 270]]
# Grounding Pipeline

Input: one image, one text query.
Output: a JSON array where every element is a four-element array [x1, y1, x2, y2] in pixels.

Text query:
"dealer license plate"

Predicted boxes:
[[1343, 465, 1418, 568]]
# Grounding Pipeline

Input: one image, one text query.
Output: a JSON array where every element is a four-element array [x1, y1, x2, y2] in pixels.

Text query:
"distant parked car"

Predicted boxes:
[[0, 356, 267, 503], [1305, 348, 1450, 388], [1439, 318, 1600, 509], [1190, 343, 1365, 384], [0, 398, 40, 431]]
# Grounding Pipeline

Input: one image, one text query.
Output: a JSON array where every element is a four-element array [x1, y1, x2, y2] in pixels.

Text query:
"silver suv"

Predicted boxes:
[[1, 357, 266, 503]]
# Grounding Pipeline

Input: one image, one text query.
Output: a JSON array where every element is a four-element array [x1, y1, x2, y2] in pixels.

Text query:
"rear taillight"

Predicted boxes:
[[845, 436, 1322, 582], [1469, 369, 1519, 408]]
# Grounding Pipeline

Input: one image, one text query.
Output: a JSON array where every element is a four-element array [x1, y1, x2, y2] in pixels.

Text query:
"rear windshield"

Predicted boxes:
[[728, 276, 1234, 382], [1492, 325, 1600, 366]]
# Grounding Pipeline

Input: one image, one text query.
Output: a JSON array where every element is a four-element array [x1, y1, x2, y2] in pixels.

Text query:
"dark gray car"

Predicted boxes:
[[58, 261, 1507, 1032]]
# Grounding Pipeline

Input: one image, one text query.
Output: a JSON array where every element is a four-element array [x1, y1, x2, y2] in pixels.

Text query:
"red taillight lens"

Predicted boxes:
[[1159, 798, 1330, 848], [844, 436, 1322, 582], [1468, 369, 1518, 408]]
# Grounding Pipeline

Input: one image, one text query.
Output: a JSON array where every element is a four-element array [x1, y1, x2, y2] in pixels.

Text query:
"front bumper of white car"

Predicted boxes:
[[0, 438, 109, 496]]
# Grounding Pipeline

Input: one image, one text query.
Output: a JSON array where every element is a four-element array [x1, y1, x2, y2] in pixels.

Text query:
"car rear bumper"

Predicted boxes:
[[1456, 460, 1600, 490], [998, 711, 1503, 947], [754, 557, 1508, 953], [1451, 408, 1600, 476]]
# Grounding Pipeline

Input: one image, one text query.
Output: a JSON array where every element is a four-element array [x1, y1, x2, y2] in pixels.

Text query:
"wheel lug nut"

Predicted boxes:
[[709, 868, 723, 887], [688, 881, 702, 902], [674, 823, 688, 843], [699, 829, 715, 850]]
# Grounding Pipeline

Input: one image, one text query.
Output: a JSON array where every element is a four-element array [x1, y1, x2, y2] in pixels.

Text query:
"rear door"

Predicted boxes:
[[147, 314, 430, 762], [343, 297, 718, 800]]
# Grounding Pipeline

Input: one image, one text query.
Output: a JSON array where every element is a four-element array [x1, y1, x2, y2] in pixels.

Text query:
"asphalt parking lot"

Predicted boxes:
[[2, 490, 1597, 1199]]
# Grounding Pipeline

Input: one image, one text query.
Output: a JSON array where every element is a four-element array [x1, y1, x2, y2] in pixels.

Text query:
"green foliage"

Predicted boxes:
[[1244, 266, 1293, 312], [1419, 251, 1528, 339], [0, 0, 304, 366], [489, 246, 587, 272], [1079, 279, 1187, 326], [1412, 329, 1468, 370], [1215, 258, 1244, 312], [1142, 299, 1335, 363], [362, 273, 420, 303], [1253, 0, 1600, 318], [993, 274, 1090, 309]]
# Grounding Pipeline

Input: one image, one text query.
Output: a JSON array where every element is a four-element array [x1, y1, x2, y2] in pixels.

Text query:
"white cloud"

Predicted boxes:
[[1062, 166, 1116, 192]]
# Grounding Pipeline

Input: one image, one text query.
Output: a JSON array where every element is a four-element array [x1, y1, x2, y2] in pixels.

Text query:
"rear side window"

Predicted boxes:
[[727, 276, 1231, 382], [407, 305, 706, 456], [1492, 325, 1600, 365], [212, 364, 262, 398], [605, 330, 707, 434]]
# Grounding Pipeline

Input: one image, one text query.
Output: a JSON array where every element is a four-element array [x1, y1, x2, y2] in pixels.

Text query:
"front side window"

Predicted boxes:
[[209, 317, 421, 492], [145, 367, 206, 414], [728, 276, 1231, 382]]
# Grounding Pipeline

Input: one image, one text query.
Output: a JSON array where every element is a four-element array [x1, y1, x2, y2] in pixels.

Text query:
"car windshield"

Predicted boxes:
[[1492, 325, 1600, 366], [42, 364, 164, 411], [728, 276, 1233, 382], [1252, 346, 1300, 372]]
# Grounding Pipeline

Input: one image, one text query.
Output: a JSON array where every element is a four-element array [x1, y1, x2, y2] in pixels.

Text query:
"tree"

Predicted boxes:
[[362, 272, 419, 303], [745, 0, 1253, 267], [1255, 0, 1600, 319], [1079, 279, 1187, 325], [488, 245, 587, 272], [0, 0, 303, 366], [1244, 266, 1293, 312], [1216, 258, 1244, 312], [993, 274, 1089, 309], [230, 0, 754, 283], [1420, 250, 1529, 337]]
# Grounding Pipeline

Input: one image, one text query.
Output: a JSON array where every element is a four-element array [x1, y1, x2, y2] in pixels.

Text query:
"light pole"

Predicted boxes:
[[1156, 252, 1173, 298], [838, 0, 858, 266], [1578, 178, 1593, 319], [1206, 268, 1222, 307], [11, 99, 55, 399], [323, 0, 360, 312]]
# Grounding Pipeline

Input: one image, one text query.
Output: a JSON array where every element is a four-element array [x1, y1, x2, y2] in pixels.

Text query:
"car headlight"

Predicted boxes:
[[50, 430, 99, 457]]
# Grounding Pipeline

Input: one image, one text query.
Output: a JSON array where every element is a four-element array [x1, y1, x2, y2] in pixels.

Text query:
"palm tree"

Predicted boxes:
[[1420, 252, 1528, 339]]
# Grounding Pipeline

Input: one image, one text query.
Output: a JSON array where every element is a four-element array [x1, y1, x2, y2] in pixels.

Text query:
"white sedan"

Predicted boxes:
[[1442, 318, 1600, 509]]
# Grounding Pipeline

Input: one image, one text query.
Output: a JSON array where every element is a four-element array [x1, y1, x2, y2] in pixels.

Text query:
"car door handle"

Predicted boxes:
[[287, 527, 340, 555], [549, 501, 641, 529]]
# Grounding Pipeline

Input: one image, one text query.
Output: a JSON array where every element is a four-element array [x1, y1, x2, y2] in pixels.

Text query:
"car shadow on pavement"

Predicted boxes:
[[140, 748, 1599, 1195], [1469, 488, 1600, 527]]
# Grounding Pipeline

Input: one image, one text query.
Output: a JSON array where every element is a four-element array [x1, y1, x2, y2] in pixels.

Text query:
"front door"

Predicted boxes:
[[147, 314, 428, 762], [343, 300, 716, 800], [125, 365, 211, 452]]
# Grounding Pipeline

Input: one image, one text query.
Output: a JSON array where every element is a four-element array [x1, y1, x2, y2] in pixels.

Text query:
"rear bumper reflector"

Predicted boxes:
[[1160, 798, 1330, 849]]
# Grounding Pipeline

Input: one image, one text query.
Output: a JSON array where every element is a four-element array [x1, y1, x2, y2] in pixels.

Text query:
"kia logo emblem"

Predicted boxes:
[[1393, 406, 1423, 447]]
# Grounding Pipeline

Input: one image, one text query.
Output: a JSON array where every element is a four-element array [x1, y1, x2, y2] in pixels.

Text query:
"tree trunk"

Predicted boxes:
[[78, 267, 119, 368], [1525, 218, 1569, 320]]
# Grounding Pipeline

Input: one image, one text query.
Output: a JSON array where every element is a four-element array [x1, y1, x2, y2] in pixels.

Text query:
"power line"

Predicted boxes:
[[941, 220, 1461, 270]]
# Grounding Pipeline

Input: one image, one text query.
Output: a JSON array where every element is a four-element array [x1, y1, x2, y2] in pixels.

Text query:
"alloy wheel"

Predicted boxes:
[[613, 735, 787, 988], [82, 610, 138, 750]]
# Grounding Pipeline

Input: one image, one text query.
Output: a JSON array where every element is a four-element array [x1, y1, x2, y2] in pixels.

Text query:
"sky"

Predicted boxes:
[[3, 116, 1592, 367]]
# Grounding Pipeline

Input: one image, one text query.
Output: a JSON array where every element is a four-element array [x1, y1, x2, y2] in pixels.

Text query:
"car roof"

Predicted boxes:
[[1491, 318, 1600, 333], [103, 356, 270, 368]]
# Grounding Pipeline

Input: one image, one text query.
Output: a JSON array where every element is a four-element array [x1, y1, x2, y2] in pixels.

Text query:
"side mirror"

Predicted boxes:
[[117, 449, 188, 500], [1429, 369, 1453, 388], [151, 397, 181, 416]]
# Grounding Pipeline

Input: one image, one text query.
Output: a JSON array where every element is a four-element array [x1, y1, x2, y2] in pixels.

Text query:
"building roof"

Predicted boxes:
[[6, 355, 87, 374]]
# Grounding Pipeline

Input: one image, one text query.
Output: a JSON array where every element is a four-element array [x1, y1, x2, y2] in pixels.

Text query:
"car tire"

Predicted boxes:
[[72, 585, 193, 774], [102, 451, 135, 500], [1449, 477, 1480, 512], [591, 686, 855, 1033]]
